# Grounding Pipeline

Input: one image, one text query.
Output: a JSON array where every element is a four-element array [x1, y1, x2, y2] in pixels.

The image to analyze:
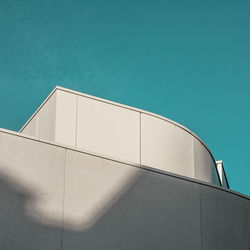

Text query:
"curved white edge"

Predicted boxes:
[[0, 128, 246, 199], [19, 86, 217, 164]]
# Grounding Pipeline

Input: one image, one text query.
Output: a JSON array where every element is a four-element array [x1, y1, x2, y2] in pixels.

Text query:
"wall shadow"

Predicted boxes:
[[0, 172, 62, 250], [0, 168, 249, 250], [0, 168, 202, 250]]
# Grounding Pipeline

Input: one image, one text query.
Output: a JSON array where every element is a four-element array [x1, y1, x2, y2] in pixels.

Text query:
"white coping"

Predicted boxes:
[[216, 160, 223, 164], [0, 128, 247, 199], [19, 86, 217, 165], [216, 160, 229, 188]]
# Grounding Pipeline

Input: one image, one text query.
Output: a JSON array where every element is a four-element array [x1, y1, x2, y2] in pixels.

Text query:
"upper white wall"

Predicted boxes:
[[193, 138, 220, 185], [38, 92, 56, 142], [55, 90, 77, 146], [21, 89, 56, 142], [141, 114, 194, 178], [21, 115, 37, 137], [76, 95, 140, 164], [20, 87, 221, 185]]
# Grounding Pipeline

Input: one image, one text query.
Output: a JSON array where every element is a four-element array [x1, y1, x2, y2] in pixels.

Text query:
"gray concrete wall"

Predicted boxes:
[[20, 87, 221, 186], [0, 130, 249, 250]]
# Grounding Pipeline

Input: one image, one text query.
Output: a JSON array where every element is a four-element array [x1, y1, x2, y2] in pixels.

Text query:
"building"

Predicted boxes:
[[0, 86, 249, 249]]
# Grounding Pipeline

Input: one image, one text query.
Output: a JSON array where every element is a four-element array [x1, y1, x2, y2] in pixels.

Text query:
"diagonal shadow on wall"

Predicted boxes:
[[0, 167, 203, 250]]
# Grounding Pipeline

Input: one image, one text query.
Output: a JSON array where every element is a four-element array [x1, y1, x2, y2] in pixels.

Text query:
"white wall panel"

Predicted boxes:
[[55, 90, 76, 146], [194, 138, 220, 185], [141, 114, 194, 178], [22, 115, 37, 137], [63, 149, 141, 230], [0, 131, 65, 249], [76, 97, 140, 163], [37, 93, 56, 142]]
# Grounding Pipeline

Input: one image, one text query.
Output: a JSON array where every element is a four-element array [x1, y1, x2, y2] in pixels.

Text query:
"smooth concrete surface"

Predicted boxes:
[[141, 113, 194, 177], [76, 95, 140, 163], [201, 186, 250, 250], [0, 131, 65, 250], [0, 130, 249, 250], [20, 87, 221, 185], [63, 151, 201, 250], [194, 138, 220, 185], [37, 92, 56, 142], [64, 149, 141, 229], [55, 90, 76, 146], [21, 115, 37, 137]]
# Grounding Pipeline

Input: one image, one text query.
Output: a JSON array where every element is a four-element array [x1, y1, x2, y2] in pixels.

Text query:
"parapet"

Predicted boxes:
[[20, 86, 228, 187]]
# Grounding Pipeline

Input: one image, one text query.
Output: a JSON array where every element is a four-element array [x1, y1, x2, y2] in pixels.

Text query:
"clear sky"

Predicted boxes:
[[0, 0, 249, 196]]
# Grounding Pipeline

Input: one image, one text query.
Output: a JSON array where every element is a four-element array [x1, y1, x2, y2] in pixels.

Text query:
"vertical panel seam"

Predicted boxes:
[[61, 148, 67, 250], [139, 112, 141, 165], [200, 184, 203, 250], [54, 91, 57, 142], [192, 136, 195, 178], [36, 112, 39, 139], [74, 94, 78, 148]]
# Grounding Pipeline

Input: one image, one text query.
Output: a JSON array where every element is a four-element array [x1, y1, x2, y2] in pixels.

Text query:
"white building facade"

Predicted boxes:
[[0, 86, 248, 250]]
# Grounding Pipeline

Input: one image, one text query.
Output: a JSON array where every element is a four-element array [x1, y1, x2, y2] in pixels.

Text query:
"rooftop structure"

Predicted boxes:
[[20, 86, 228, 187]]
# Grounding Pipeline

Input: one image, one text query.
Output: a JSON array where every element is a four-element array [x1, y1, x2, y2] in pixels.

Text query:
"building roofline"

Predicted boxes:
[[18, 85, 220, 182], [0, 127, 247, 199]]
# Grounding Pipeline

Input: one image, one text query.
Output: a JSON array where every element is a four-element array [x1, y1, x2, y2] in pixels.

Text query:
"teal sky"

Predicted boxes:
[[0, 0, 249, 196]]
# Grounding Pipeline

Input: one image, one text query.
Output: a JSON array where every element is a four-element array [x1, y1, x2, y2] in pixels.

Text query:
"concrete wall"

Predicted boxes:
[[0, 130, 249, 250], [22, 91, 56, 141], [20, 87, 220, 185]]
